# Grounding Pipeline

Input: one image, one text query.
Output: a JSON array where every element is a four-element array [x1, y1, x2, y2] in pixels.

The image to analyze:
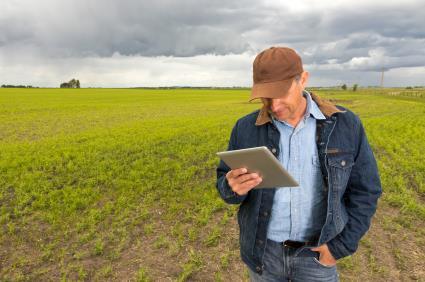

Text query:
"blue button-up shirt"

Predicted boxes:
[[267, 90, 327, 242]]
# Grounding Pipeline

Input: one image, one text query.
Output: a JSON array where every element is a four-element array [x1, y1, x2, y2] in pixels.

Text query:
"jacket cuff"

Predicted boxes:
[[326, 235, 353, 260], [219, 176, 247, 204]]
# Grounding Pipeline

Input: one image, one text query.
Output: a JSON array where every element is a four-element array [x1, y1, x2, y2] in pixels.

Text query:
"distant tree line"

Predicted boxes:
[[405, 86, 425, 89], [60, 78, 80, 88], [1, 84, 37, 88], [341, 84, 358, 91]]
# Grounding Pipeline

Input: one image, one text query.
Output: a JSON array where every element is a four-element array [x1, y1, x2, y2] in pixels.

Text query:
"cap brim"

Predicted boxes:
[[249, 78, 294, 102]]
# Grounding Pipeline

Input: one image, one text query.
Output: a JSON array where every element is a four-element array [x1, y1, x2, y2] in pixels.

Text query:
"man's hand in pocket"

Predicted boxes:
[[311, 244, 337, 266]]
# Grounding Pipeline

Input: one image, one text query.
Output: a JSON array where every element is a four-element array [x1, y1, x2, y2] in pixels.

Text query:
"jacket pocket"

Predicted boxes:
[[327, 153, 354, 191]]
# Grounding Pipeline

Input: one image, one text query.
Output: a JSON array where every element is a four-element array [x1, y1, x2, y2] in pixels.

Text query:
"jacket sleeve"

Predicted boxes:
[[327, 116, 382, 260], [216, 120, 248, 205]]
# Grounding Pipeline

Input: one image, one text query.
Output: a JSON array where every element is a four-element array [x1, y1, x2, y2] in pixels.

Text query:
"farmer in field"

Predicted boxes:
[[216, 46, 382, 281]]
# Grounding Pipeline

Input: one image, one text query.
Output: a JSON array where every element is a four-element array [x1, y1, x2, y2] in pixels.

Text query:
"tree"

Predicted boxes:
[[341, 84, 347, 90], [60, 78, 81, 88], [352, 84, 358, 92]]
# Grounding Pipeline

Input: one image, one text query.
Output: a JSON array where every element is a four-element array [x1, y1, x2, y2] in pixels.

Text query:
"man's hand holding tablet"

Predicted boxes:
[[217, 146, 299, 191], [226, 168, 262, 196]]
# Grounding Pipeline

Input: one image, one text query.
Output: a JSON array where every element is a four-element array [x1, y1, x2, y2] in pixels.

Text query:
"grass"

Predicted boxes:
[[136, 267, 151, 282], [177, 248, 204, 282], [0, 87, 424, 280]]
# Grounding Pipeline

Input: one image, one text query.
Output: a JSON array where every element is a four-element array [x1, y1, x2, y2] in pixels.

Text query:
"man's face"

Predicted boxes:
[[261, 71, 309, 122]]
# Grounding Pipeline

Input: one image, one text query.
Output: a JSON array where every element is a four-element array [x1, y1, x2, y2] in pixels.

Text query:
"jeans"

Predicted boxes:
[[247, 239, 339, 282]]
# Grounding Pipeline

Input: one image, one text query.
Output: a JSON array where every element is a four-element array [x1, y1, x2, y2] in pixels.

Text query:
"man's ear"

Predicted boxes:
[[301, 71, 309, 89]]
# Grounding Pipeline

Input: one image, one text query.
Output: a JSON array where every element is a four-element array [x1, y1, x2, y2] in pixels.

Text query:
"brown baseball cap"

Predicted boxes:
[[249, 46, 304, 101]]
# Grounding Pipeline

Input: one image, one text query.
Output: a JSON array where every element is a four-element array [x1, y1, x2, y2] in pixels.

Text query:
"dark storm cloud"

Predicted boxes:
[[2, 1, 424, 61], [300, 32, 425, 70], [302, 2, 425, 70], [246, 2, 425, 71], [325, 4, 425, 39], [1, 0, 263, 57]]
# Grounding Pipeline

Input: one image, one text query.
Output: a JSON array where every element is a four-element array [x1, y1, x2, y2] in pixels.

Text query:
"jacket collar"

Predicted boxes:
[[254, 91, 345, 126]]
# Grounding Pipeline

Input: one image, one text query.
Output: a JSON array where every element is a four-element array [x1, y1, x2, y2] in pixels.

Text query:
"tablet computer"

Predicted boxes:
[[216, 146, 299, 189]]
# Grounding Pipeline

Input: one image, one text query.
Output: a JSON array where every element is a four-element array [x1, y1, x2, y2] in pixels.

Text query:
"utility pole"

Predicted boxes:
[[380, 68, 385, 87]]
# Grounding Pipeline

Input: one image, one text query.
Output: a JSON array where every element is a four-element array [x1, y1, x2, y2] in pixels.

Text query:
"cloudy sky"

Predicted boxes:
[[1, 0, 424, 87]]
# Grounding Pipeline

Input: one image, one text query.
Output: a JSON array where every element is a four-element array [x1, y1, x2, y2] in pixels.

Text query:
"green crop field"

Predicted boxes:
[[0, 87, 424, 281]]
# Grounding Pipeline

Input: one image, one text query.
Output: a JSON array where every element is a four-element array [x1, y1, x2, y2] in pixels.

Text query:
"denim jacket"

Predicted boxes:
[[215, 92, 382, 275]]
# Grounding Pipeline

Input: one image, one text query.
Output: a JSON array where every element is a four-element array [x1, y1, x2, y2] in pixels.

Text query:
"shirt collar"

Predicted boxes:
[[305, 90, 326, 120]]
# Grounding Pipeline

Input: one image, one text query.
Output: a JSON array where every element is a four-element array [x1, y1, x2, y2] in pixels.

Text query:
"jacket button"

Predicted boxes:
[[271, 148, 277, 153], [263, 211, 268, 216], [257, 239, 263, 245], [256, 266, 262, 273], [341, 160, 346, 166]]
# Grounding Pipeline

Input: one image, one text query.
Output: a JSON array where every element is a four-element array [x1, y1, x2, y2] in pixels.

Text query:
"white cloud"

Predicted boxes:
[[0, 52, 255, 87]]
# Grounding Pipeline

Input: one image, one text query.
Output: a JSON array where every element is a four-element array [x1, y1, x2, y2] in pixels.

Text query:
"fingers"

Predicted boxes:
[[236, 172, 260, 184], [226, 168, 262, 196], [233, 177, 262, 195], [226, 168, 260, 182], [226, 167, 248, 179], [239, 177, 262, 190]]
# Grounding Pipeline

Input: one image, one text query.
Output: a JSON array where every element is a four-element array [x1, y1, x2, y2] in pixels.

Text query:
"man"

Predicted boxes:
[[215, 46, 382, 281]]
